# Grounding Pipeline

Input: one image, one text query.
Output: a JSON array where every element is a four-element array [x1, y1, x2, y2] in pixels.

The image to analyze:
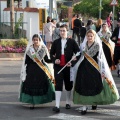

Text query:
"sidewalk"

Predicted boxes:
[[0, 53, 24, 61]]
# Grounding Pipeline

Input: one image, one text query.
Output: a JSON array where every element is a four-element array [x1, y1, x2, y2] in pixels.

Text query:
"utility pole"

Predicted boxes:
[[99, 0, 102, 18], [0, 1, 1, 24], [10, 0, 14, 38], [49, 0, 53, 18], [113, 5, 115, 30]]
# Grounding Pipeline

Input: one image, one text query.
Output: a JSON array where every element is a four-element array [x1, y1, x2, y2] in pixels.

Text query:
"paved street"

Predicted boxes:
[[0, 61, 120, 120]]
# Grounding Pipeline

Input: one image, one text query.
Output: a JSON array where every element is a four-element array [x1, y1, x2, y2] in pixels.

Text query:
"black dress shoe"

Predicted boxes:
[[30, 106, 35, 110], [92, 105, 97, 110], [65, 104, 71, 109], [81, 106, 87, 115], [52, 107, 60, 113], [81, 110, 87, 115]]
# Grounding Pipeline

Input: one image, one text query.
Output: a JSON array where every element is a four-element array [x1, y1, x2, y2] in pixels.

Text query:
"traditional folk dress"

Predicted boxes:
[[97, 30, 116, 70], [19, 42, 55, 105], [73, 33, 119, 105]]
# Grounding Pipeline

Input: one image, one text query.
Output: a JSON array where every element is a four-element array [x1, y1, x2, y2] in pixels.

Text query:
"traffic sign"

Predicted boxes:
[[110, 0, 118, 6]]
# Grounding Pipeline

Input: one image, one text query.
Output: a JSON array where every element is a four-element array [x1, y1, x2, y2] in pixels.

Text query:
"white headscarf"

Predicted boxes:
[[20, 34, 50, 81], [97, 23, 115, 52], [99, 23, 110, 33]]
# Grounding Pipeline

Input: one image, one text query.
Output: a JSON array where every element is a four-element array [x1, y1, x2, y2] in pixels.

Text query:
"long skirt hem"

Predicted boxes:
[[73, 80, 118, 105], [19, 82, 55, 104]]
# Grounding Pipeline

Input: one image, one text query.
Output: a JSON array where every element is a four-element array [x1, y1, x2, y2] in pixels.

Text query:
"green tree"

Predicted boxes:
[[73, 0, 120, 19]]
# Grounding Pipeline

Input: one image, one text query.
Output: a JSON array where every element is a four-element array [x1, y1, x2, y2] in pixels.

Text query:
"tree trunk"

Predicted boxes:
[[10, 0, 14, 38]]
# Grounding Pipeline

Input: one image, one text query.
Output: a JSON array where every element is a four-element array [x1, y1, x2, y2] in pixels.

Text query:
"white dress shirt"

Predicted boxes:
[[61, 39, 67, 55], [118, 28, 120, 39]]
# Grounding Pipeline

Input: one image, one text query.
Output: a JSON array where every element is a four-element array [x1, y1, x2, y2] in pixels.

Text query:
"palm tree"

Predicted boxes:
[[10, 0, 14, 38]]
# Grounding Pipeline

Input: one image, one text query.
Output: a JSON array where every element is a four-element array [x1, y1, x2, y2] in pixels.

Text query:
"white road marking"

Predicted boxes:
[[75, 101, 120, 117], [111, 101, 120, 106], [49, 113, 100, 120]]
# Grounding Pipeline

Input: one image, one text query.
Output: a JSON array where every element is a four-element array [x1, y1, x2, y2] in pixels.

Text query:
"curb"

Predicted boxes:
[[0, 58, 23, 61]]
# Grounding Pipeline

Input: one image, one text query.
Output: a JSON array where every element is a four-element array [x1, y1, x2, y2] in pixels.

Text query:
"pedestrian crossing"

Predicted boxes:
[[0, 61, 119, 120], [36, 113, 100, 120], [48, 101, 120, 120], [49, 113, 100, 120]]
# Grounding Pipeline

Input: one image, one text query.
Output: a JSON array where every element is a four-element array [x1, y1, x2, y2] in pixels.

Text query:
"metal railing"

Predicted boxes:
[[0, 22, 27, 39]]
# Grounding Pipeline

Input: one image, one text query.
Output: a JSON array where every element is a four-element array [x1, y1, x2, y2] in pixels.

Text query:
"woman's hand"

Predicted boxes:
[[101, 73, 105, 78]]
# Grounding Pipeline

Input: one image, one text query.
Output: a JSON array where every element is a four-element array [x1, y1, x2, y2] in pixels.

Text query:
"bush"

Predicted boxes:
[[15, 38, 28, 47], [0, 38, 28, 53]]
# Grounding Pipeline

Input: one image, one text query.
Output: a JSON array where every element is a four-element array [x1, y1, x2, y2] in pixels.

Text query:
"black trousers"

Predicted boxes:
[[54, 66, 73, 91], [114, 47, 120, 65]]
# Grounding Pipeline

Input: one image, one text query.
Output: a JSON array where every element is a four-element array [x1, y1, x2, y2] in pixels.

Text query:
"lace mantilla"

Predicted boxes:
[[98, 31, 111, 42], [26, 45, 47, 61], [85, 42, 99, 57]]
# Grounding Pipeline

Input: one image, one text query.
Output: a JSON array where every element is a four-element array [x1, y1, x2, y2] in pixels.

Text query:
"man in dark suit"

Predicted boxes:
[[80, 22, 86, 42], [50, 24, 80, 112], [111, 20, 120, 77], [73, 14, 82, 45]]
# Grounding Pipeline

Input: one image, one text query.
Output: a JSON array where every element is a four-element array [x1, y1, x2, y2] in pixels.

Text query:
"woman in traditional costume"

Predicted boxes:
[[19, 34, 55, 109], [73, 29, 119, 115], [97, 23, 116, 70]]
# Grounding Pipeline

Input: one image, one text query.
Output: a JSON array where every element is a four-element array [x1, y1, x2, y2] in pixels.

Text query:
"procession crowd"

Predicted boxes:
[[19, 13, 120, 115]]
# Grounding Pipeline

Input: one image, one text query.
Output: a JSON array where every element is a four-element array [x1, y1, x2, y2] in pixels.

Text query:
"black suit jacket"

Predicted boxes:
[[111, 27, 119, 45], [73, 19, 82, 33], [111, 27, 120, 50], [50, 38, 80, 67]]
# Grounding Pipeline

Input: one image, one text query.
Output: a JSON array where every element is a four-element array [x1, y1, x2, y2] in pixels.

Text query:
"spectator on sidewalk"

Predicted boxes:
[[106, 14, 111, 29], [52, 22, 60, 41], [96, 18, 103, 32], [80, 22, 86, 42], [71, 14, 77, 38], [44, 17, 56, 51], [110, 12, 113, 32], [86, 19, 96, 32]]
